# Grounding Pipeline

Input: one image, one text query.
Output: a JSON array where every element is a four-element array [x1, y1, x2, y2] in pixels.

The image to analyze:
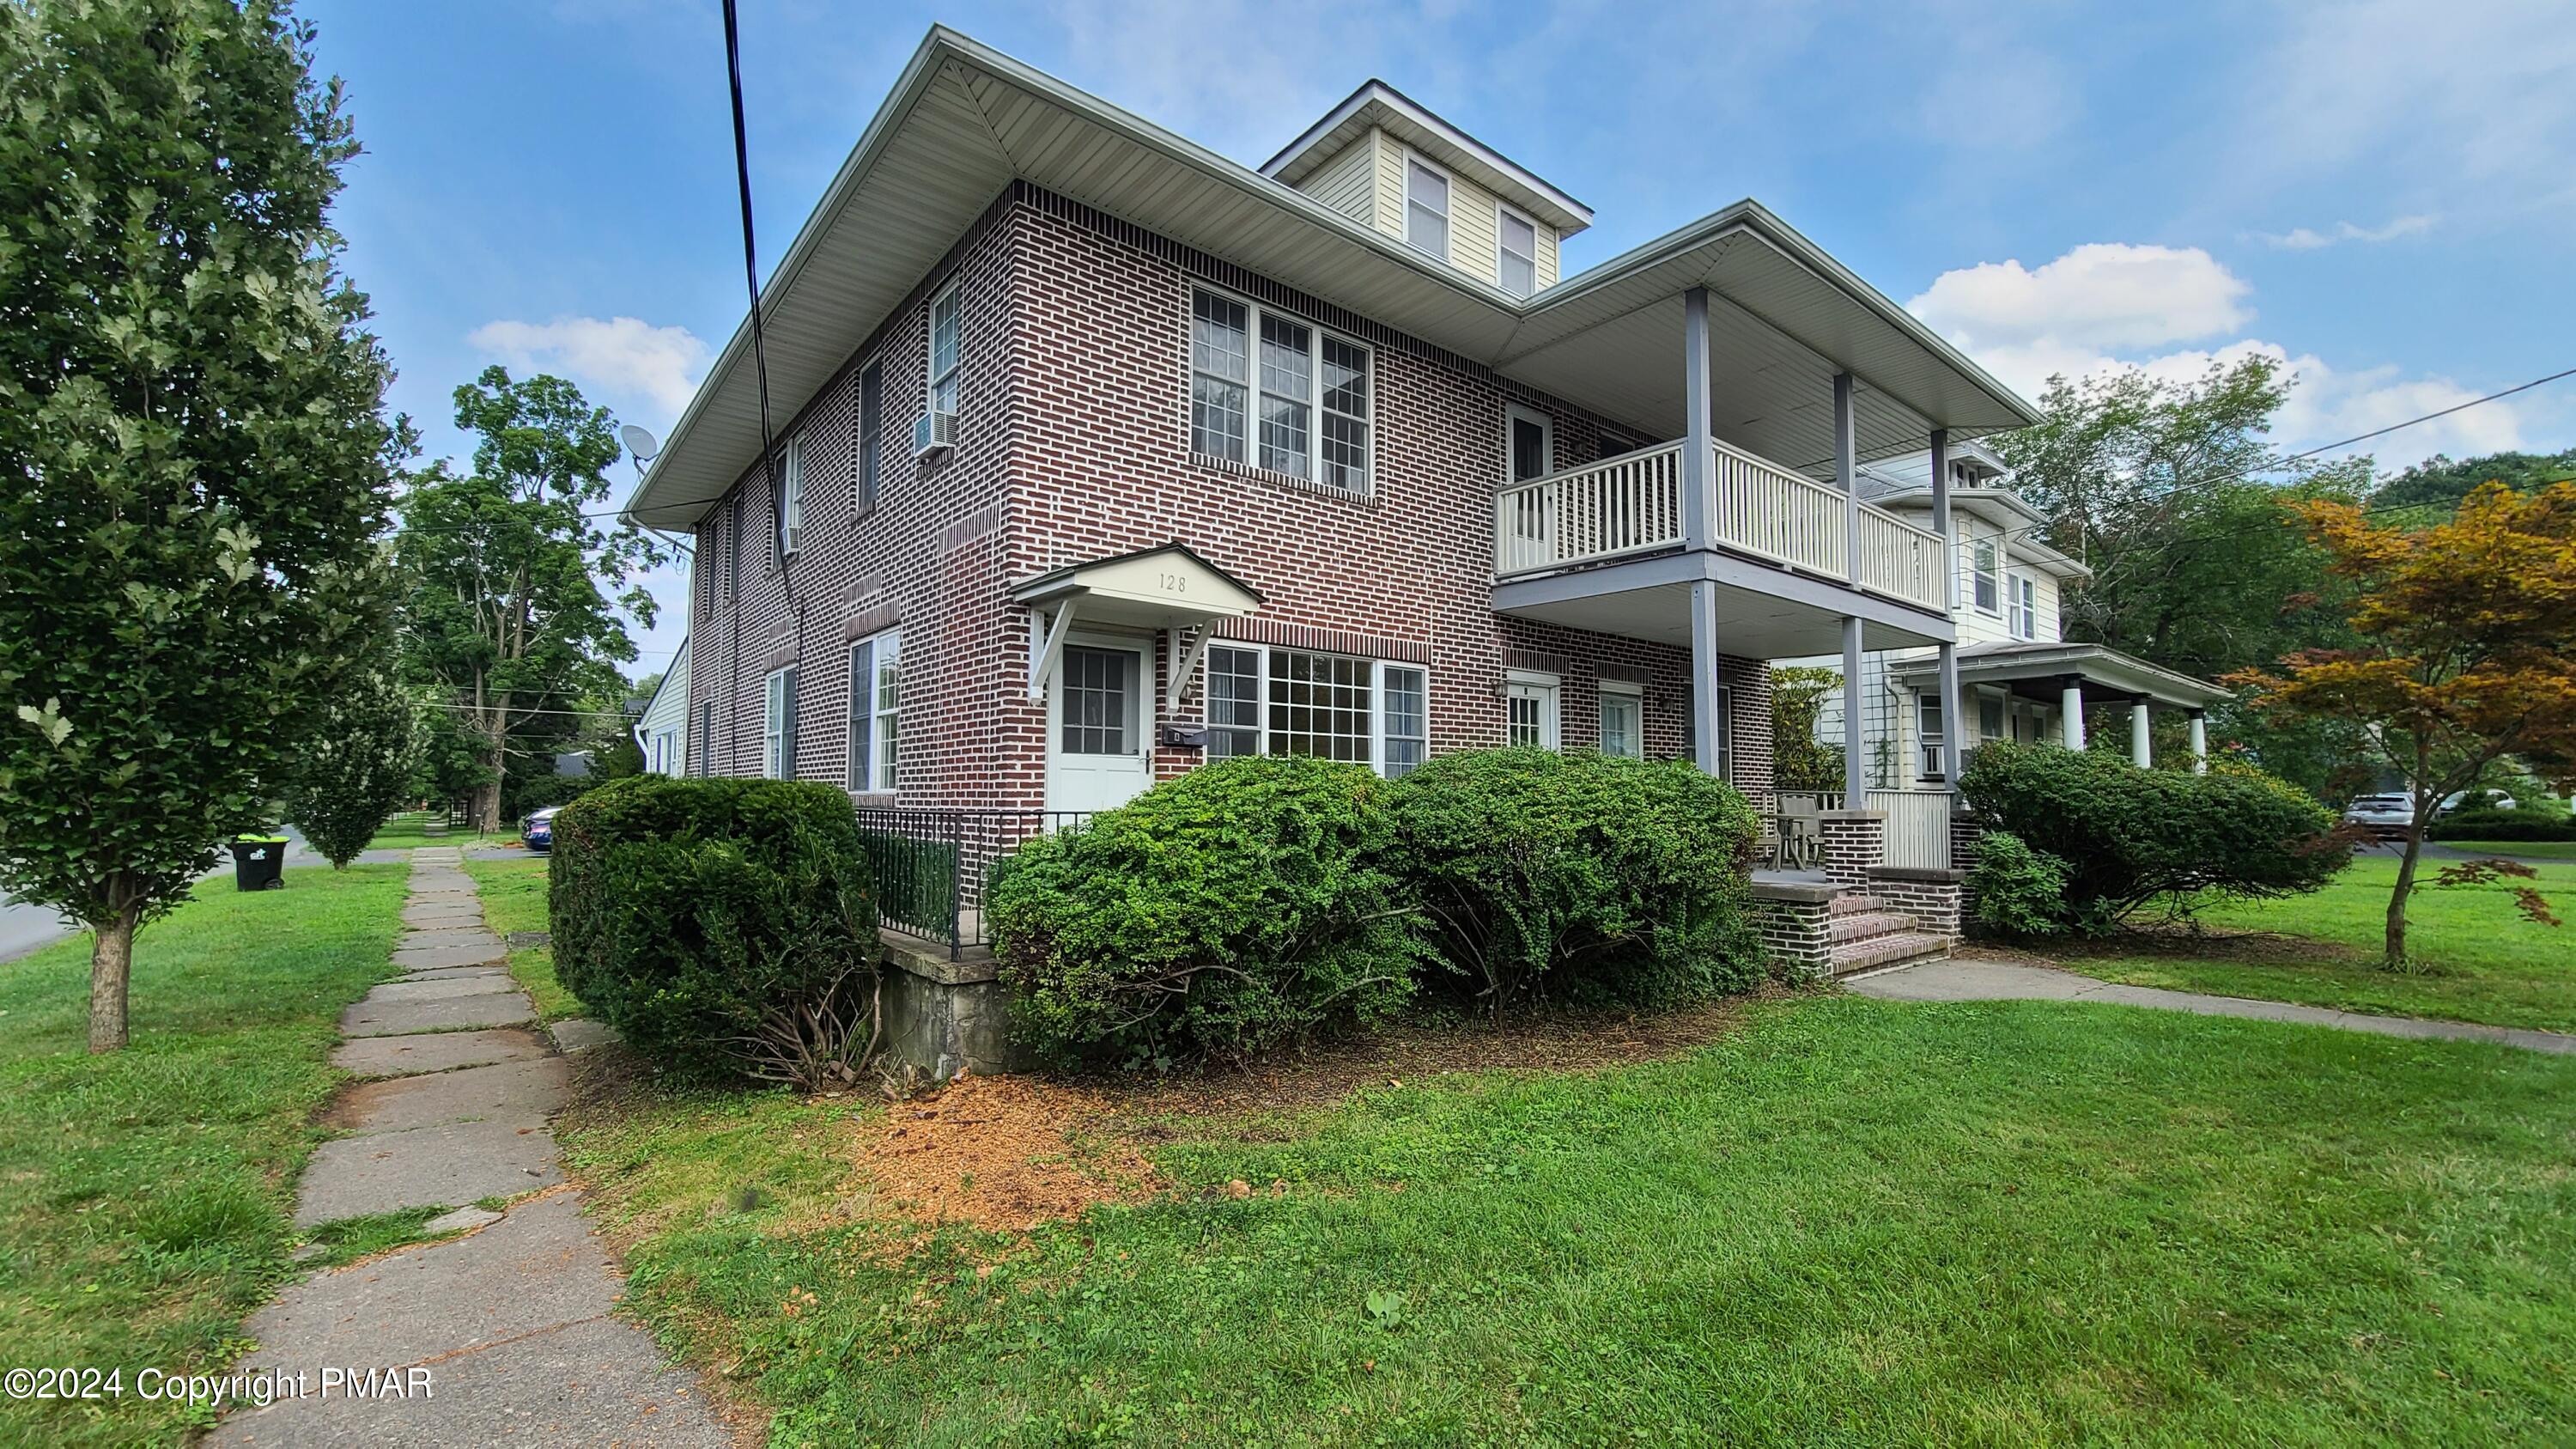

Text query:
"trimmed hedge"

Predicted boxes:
[[549, 776, 878, 1074], [1959, 743, 2346, 935], [1386, 748, 1764, 1010], [1965, 831, 2071, 937], [2429, 806, 2576, 843], [988, 756, 1428, 1069]]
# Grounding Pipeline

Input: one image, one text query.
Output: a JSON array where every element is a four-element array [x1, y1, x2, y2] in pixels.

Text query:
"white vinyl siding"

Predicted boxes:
[[1202, 645, 1425, 776], [1189, 287, 1370, 493]]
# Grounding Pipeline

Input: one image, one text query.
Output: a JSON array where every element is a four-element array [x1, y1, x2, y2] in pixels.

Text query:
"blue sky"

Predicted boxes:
[[309, 0, 2576, 679]]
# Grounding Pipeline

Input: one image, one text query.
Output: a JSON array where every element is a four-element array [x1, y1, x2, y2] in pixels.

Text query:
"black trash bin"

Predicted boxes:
[[231, 835, 288, 892]]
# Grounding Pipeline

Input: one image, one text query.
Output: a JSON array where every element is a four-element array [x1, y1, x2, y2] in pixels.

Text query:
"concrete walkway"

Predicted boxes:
[[213, 847, 731, 1446], [1849, 956, 2576, 1055]]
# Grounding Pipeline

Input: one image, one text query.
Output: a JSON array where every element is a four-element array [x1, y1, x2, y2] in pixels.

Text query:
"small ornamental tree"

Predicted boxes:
[[2233, 482, 2576, 965], [0, 1, 397, 1050], [284, 661, 422, 868]]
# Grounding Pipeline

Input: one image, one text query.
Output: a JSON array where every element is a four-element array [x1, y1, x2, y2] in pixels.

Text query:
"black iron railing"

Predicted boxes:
[[853, 807, 1093, 957]]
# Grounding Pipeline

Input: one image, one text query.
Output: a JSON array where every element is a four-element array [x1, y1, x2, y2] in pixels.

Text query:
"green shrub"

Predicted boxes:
[[550, 776, 878, 1082], [1959, 743, 2346, 934], [988, 756, 1427, 1068], [2429, 805, 2576, 842], [1966, 831, 2075, 936], [1384, 747, 1764, 1010]]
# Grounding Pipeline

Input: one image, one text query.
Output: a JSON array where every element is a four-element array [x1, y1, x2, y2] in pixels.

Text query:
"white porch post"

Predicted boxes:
[[1682, 288, 1711, 551], [1690, 582, 1724, 776], [2187, 708, 2209, 774], [1929, 428, 1962, 787], [1842, 615, 1867, 800], [1834, 370, 1860, 582], [2058, 674, 2087, 751], [2129, 696, 2153, 768]]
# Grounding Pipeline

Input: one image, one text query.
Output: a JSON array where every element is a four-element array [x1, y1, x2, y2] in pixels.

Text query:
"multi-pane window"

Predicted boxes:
[[762, 668, 794, 780], [1383, 666, 1427, 777], [1405, 155, 1449, 259], [1497, 207, 1538, 298], [775, 433, 804, 556], [848, 629, 901, 793], [2011, 574, 2037, 638], [1972, 538, 1999, 612], [696, 698, 714, 777], [1059, 645, 1137, 756], [927, 283, 960, 415], [1205, 644, 1262, 758], [855, 360, 884, 514], [1506, 673, 1558, 748], [1270, 648, 1373, 761], [1188, 288, 1370, 493], [1599, 685, 1643, 759]]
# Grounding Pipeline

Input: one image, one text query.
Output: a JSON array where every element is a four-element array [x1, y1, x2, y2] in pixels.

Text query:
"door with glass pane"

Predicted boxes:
[[1506, 675, 1560, 749], [1599, 686, 1643, 758], [1046, 638, 1151, 813]]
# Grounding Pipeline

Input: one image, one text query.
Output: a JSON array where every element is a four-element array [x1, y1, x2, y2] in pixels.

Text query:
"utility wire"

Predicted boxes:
[[720, 0, 781, 571]]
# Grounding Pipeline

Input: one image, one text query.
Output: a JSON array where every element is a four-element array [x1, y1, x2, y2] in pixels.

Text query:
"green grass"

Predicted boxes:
[[0, 862, 409, 1446], [567, 995, 2576, 1445], [463, 856, 580, 1022], [2439, 838, 2576, 860], [2065, 856, 2576, 1033]]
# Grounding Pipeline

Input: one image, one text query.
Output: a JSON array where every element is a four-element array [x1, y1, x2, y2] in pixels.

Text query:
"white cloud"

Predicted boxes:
[[2254, 215, 2438, 251], [1907, 242, 2251, 356], [466, 315, 709, 420]]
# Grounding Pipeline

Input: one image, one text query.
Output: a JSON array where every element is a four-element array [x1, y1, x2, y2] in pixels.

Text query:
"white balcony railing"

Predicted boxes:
[[1493, 438, 1948, 612]]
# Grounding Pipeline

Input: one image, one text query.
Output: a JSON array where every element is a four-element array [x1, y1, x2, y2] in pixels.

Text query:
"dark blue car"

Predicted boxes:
[[521, 807, 560, 852]]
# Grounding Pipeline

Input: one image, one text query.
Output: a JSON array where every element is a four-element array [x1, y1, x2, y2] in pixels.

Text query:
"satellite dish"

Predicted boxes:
[[620, 424, 661, 462]]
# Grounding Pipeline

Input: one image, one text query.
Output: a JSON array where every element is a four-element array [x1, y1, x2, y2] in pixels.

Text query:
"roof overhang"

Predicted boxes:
[[1260, 80, 1593, 234], [1895, 642, 2229, 709], [1010, 542, 1263, 630], [623, 26, 2041, 532]]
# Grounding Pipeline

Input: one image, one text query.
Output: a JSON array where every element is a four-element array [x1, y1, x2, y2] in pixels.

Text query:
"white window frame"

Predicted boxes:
[[1495, 202, 1539, 299], [847, 627, 902, 794], [761, 667, 791, 780], [1597, 679, 1643, 759], [854, 355, 884, 514], [1505, 667, 1562, 750], [1972, 536, 2000, 614], [1403, 149, 1451, 261], [1917, 690, 1947, 783], [1200, 644, 1428, 776], [1185, 284, 1374, 495], [2010, 573, 2037, 639], [775, 432, 804, 557], [1505, 402, 1554, 484], [927, 280, 961, 417]]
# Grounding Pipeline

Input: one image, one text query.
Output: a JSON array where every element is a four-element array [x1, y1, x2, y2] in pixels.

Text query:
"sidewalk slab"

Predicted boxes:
[[400, 927, 505, 951], [326, 1056, 569, 1135], [331, 1026, 551, 1078], [294, 1117, 561, 1226], [340, 992, 532, 1037], [392, 941, 507, 971], [364, 975, 530, 1005]]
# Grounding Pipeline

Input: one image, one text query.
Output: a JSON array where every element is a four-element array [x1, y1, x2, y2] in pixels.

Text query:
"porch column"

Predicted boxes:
[[1929, 428, 1963, 787], [2187, 708, 2209, 774], [1681, 287, 1711, 551], [2129, 695, 2153, 768], [1841, 614, 1867, 800], [1834, 370, 1860, 582], [2057, 674, 2087, 751], [1690, 581, 1725, 776]]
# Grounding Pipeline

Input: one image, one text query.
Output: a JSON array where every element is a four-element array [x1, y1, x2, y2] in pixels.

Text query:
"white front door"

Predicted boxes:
[[1506, 673, 1560, 749], [1046, 637, 1153, 814]]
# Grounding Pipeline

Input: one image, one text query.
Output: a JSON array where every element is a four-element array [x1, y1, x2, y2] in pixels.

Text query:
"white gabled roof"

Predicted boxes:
[[1260, 80, 1592, 235], [623, 26, 2039, 531]]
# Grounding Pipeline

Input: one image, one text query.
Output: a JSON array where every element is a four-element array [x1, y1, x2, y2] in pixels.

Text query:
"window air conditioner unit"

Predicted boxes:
[[911, 411, 955, 460]]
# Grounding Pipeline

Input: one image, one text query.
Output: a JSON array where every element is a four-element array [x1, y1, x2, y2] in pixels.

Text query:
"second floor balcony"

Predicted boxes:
[[1494, 435, 1947, 613]]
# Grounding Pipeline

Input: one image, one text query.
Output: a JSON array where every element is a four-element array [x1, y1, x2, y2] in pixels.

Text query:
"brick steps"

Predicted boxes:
[[1822, 886, 1952, 976], [1829, 929, 1952, 977], [1828, 909, 1916, 943]]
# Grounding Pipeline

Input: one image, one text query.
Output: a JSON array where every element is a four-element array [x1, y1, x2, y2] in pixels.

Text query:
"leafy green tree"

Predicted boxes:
[[0, 0, 396, 1051], [397, 369, 662, 830], [285, 660, 421, 868], [2372, 449, 2576, 514], [1769, 665, 1845, 792]]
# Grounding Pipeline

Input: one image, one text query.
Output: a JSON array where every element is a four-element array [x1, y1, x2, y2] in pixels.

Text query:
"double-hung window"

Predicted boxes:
[[1190, 288, 1370, 493], [1497, 205, 1538, 298], [1917, 691, 1946, 782], [854, 359, 884, 514], [2010, 574, 2037, 639], [775, 433, 804, 557], [847, 629, 901, 793], [1203, 645, 1425, 776], [726, 496, 744, 596], [1405, 154, 1449, 259], [1972, 538, 1999, 613], [1599, 682, 1643, 759], [762, 667, 796, 780], [927, 283, 961, 416]]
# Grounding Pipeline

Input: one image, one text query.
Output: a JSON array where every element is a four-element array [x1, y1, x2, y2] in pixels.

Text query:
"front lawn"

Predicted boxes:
[[2439, 839, 2576, 861], [566, 996, 2576, 1444], [2063, 855, 2576, 1033], [462, 855, 580, 1022], [0, 862, 408, 1446]]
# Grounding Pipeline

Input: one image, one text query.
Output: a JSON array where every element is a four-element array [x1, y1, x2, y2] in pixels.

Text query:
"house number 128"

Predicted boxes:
[[1157, 573, 1188, 594]]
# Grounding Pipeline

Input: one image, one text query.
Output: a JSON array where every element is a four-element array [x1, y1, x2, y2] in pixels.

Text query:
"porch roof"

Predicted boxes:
[[1893, 642, 2231, 709], [621, 26, 2038, 531]]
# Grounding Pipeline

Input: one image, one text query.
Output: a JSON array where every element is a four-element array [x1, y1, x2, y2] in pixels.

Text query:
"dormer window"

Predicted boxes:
[[1497, 206, 1537, 298], [1405, 154, 1449, 260]]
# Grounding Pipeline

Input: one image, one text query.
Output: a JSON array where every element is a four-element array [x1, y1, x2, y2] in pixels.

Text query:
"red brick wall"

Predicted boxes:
[[687, 183, 1778, 811]]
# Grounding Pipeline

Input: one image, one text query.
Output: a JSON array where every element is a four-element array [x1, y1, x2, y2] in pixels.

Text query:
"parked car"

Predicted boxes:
[[2342, 794, 2415, 836], [521, 807, 561, 853], [2437, 790, 2517, 816]]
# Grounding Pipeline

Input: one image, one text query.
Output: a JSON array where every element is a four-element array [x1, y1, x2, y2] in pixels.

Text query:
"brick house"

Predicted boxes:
[[623, 28, 2045, 971]]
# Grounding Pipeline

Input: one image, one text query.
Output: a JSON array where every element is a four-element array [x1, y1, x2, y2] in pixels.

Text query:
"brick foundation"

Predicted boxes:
[[1865, 866, 1964, 939], [1748, 880, 1837, 980], [1948, 812, 1987, 928]]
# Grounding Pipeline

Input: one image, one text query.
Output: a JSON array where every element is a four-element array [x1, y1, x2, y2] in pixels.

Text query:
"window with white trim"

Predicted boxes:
[[1189, 287, 1370, 492], [1972, 537, 1999, 612], [854, 358, 884, 514], [847, 629, 901, 793], [1598, 681, 1643, 759], [1497, 205, 1538, 299], [2010, 573, 2037, 639], [1506, 404, 1553, 483], [1506, 670, 1559, 749], [775, 433, 804, 556], [927, 282, 960, 416], [1405, 154, 1450, 259], [762, 667, 794, 779], [1917, 691, 1946, 782], [1202, 645, 1423, 774]]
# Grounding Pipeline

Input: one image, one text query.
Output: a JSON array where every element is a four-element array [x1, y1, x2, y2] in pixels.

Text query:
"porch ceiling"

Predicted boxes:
[[1495, 551, 1951, 659]]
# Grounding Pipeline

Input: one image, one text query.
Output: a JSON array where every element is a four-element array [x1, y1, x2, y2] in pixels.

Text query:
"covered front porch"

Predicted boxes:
[[1893, 642, 2233, 771]]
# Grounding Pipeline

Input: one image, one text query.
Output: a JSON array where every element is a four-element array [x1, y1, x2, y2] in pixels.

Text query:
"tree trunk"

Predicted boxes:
[[2387, 818, 2426, 968], [472, 773, 503, 835], [88, 909, 137, 1053]]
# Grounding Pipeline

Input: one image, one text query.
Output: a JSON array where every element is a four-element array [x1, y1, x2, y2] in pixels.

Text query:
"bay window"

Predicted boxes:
[[1190, 287, 1370, 493]]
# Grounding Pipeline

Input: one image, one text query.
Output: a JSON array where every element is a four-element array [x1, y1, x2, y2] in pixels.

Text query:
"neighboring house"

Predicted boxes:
[[1792, 439, 2228, 802], [552, 751, 594, 778], [620, 27, 2066, 965], [633, 636, 691, 776]]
